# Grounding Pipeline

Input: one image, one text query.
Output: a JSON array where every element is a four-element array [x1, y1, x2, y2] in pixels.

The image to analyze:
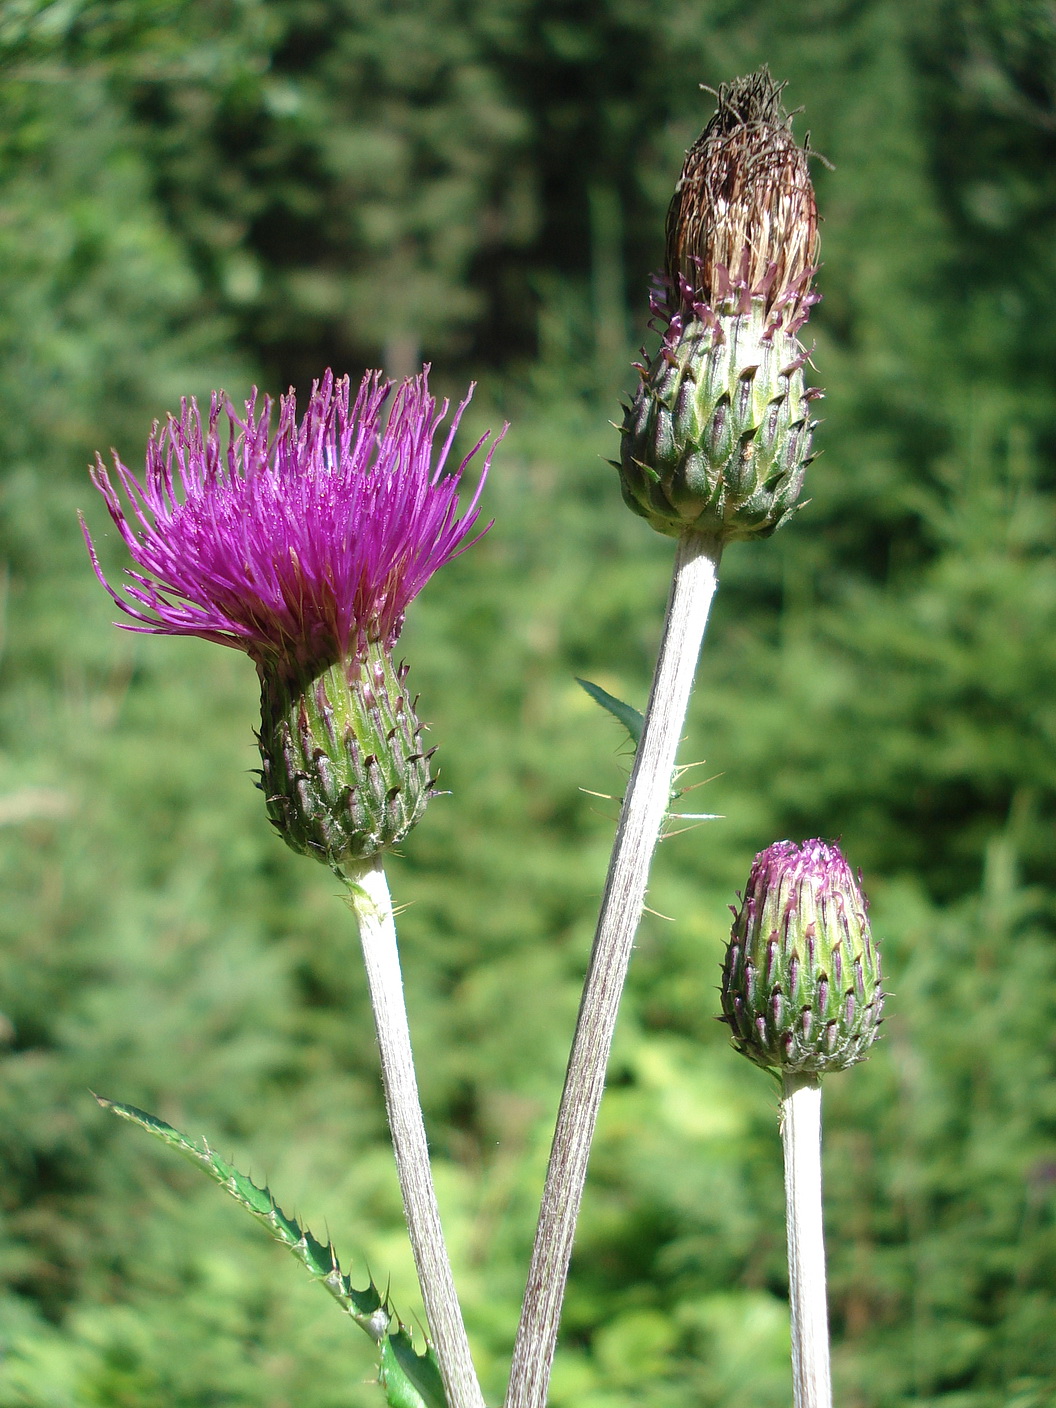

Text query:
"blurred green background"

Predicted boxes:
[[2, 1, 1056, 1404]]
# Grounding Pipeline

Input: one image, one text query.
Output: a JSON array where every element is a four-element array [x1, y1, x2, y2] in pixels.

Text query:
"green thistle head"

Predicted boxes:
[[619, 69, 822, 542], [258, 646, 435, 871], [720, 839, 884, 1075]]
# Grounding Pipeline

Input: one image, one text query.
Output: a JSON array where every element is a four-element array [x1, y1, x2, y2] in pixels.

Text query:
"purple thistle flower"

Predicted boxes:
[[83, 368, 500, 677]]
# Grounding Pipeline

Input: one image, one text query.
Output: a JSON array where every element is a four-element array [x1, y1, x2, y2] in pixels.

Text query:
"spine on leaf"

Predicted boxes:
[[95, 1096, 450, 1408]]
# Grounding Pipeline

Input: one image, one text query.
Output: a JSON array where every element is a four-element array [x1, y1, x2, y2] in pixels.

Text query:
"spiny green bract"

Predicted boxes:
[[618, 306, 819, 542], [258, 643, 436, 871]]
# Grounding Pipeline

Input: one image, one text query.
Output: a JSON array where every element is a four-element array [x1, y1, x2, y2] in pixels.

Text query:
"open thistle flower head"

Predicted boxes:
[[85, 368, 502, 872], [720, 839, 883, 1075], [618, 68, 822, 544], [84, 367, 496, 680]]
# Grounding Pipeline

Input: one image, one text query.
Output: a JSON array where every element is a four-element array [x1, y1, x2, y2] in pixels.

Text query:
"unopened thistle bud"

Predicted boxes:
[[84, 368, 502, 873], [619, 68, 822, 542], [721, 840, 883, 1074]]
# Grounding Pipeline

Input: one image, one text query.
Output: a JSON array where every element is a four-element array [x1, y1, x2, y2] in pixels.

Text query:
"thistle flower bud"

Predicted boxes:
[[258, 645, 434, 870], [619, 69, 821, 542], [720, 840, 883, 1075]]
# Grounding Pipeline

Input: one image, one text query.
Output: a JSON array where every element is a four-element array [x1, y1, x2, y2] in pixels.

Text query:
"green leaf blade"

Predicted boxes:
[[96, 1095, 387, 1334], [576, 677, 644, 746], [379, 1330, 447, 1408]]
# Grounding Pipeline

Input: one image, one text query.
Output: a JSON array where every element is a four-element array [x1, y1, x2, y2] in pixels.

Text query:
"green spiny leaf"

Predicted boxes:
[[379, 1328, 447, 1408], [95, 1095, 389, 1340], [575, 680, 721, 827], [576, 677, 644, 746], [97, 1098, 454, 1407]]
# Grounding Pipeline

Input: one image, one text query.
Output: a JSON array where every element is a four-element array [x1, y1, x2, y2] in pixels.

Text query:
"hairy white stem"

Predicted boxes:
[[347, 860, 485, 1408], [505, 531, 723, 1408], [781, 1074, 833, 1408]]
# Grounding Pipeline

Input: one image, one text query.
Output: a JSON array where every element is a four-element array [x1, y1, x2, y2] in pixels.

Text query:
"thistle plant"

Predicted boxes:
[[506, 69, 822, 1408], [82, 64, 839, 1408], [85, 367, 502, 1408], [722, 840, 884, 1408]]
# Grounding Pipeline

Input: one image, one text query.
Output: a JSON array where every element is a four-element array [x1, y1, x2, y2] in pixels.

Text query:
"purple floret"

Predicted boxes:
[[83, 368, 500, 674], [747, 838, 856, 900]]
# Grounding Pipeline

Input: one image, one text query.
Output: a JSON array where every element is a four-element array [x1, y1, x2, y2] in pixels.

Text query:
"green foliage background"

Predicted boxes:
[[2, 1, 1056, 1404]]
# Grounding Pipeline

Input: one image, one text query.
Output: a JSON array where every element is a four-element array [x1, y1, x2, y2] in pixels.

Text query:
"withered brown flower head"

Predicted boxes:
[[665, 68, 818, 320]]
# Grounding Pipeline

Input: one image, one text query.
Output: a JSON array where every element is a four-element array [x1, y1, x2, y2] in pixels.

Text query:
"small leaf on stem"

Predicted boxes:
[[575, 677, 644, 746]]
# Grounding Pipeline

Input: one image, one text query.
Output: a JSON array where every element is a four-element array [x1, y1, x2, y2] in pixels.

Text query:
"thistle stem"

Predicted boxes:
[[504, 530, 723, 1408], [346, 860, 485, 1408], [780, 1073, 833, 1408]]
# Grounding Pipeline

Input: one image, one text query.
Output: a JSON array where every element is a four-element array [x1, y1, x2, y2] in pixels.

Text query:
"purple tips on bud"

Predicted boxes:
[[720, 838, 884, 1075]]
